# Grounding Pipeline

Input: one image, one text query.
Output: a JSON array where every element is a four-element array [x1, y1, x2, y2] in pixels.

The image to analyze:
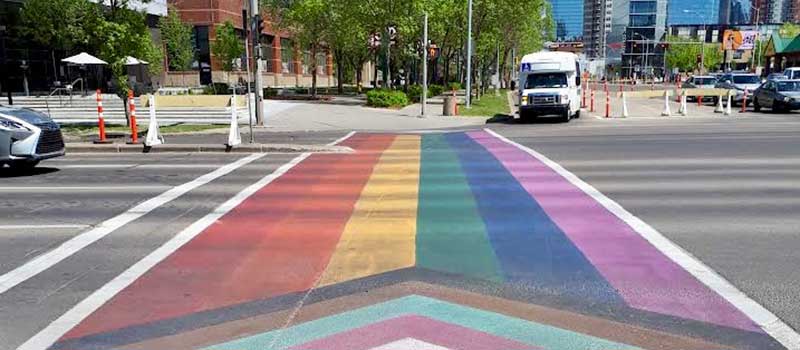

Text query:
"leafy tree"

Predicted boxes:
[[665, 36, 721, 73], [18, 0, 102, 76], [211, 21, 245, 72], [160, 6, 194, 71], [779, 23, 800, 38]]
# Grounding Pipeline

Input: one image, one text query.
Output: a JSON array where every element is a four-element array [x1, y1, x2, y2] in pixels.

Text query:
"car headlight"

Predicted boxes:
[[520, 95, 528, 106], [560, 94, 569, 104], [0, 117, 34, 141], [783, 96, 793, 102]]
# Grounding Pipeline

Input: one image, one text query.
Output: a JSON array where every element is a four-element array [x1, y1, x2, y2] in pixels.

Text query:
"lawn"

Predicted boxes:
[[60, 123, 227, 137], [458, 90, 512, 117]]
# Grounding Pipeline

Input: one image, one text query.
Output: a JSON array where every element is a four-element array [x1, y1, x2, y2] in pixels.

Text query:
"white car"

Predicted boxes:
[[0, 106, 65, 169]]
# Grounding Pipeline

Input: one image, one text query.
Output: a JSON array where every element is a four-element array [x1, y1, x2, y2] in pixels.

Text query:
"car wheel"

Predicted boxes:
[[9, 160, 40, 170], [753, 98, 761, 112]]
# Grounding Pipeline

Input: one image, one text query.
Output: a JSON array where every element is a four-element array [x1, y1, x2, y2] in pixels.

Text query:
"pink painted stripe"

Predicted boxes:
[[290, 315, 539, 350], [468, 130, 759, 333]]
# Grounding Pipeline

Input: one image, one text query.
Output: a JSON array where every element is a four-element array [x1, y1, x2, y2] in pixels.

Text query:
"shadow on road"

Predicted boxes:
[[486, 113, 567, 125], [0, 167, 60, 178]]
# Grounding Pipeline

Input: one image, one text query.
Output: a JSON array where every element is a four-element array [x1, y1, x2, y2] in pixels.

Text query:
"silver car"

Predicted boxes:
[[0, 106, 65, 169], [714, 73, 762, 105]]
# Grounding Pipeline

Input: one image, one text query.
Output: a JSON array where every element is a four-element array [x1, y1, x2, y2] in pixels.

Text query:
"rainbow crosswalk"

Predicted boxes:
[[51, 131, 772, 350]]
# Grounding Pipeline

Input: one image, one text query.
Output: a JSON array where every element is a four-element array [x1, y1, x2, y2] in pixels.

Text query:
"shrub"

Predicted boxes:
[[407, 84, 424, 102], [366, 89, 409, 108], [429, 84, 445, 97], [448, 82, 462, 91]]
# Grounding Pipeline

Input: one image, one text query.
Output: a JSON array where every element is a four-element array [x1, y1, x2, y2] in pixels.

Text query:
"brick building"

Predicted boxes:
[[165, 0, 334, 87]]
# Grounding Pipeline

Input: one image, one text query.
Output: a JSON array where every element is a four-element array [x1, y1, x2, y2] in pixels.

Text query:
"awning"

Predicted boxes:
[[124, 56, 149, 66]]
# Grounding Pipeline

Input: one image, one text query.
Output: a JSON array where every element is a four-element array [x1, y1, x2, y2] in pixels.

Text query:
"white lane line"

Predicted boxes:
[[327, 131, 356, 146], [18, 152, 311, 350], [0, 153, 266, 296], [58, 164, 226, 169], [484, 128, 800, 349], [0, 225, 90, 230], [0, 186, 170, 192]]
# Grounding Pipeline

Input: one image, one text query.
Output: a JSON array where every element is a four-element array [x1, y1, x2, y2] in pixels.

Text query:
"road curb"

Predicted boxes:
[[65, 143, 353, 154]]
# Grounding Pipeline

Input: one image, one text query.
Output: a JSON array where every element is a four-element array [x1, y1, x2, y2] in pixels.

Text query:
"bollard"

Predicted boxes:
[[698, 95, 703, 106], [679, 92, 688, 116], [740, 90, 748, 113], [93, 89, 110, 144], [675, 80, 682, 102], [605, 90, 610, 118], [714, 95, 724, 113], [144, 94, 163, 148], [724, 93, 732, 116], [622, 92, 629, 118], [581, 84, 587, 108], [127, 90, 139, 144], [590, 89, 595, 112], [226, 93, 242, 150], [661, 90, 672, 116]]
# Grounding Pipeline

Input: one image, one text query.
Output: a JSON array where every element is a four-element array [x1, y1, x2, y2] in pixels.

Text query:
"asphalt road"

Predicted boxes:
[[491, 114, 800, 330], [1, 114, 798, 350]]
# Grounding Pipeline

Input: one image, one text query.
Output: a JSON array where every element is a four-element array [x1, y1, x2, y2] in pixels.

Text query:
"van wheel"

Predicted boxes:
[[753, 98, 761, 112], [574, 110, 581, 119], [561, 109, 571, 123]]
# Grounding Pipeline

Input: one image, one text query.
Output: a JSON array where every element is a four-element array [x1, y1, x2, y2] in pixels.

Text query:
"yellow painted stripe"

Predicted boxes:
[[318, 135, 421, 286]]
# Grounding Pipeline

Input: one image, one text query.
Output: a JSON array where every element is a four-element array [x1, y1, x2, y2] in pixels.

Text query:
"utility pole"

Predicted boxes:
[[422, 12, 428, 117], [466, 0, 473, 108], [242, 9, 254, 143], [250, 0, 264, 126]]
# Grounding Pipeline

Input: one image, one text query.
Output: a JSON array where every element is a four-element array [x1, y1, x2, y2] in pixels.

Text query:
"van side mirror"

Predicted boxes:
[[577, 76, 581, 86]]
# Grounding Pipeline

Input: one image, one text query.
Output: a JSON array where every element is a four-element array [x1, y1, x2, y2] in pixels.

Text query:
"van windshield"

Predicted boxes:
[[526, 73, 568, 89]]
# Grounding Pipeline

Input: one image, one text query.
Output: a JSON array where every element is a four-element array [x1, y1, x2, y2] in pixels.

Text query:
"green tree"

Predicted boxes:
[[211, 21, 244, 72], [160, 6, 194, 71], [779, 23, 800, 38], [665, 36, 721, 73], [18, 0, 102, 77]]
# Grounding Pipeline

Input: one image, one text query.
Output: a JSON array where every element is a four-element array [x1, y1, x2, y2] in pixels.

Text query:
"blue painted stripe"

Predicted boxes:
[[206, 295, 637, 350], [444, 132, 623, 305]]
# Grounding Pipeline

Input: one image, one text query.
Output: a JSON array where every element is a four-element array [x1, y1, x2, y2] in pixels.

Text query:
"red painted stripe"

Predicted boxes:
[[63, 134, 395, 340]]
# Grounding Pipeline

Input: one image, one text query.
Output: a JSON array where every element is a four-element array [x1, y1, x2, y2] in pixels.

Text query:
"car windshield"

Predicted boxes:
[[777, 81, 800, 91], [526, 73, 567, 89], [0, 107, 52, 124], [694, 78, 716, 85], [733, 75, 760, 84]]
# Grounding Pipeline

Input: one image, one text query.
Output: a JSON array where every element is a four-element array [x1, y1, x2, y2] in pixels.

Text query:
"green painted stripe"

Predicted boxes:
[[206, 295, 638, 350], [416, 134, 503, 282]]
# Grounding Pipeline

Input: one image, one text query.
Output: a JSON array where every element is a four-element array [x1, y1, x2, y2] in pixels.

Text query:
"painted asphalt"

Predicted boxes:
[[2, 131, 784, 350], [2, 120, 798, 350]]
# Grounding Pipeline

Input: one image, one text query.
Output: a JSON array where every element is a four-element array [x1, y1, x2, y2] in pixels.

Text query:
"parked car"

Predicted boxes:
[[767, 73, 787, 81], [782, 67, 800, 80], [682, 75, 718, 101], [0, 106, 65, 169], [753, 80, 800, 112], [714, 73, 762, 105]]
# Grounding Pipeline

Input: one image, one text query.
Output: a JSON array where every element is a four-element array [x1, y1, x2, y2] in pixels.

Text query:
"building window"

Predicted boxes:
[[316, 52, 327, 74], [263, 35, 275, 73], [629, 14, 656, 27], [629, 1, 657, 13], [301, 50, 311, 74], [192, 25, 210, 71], [280, 38, 293, 73]]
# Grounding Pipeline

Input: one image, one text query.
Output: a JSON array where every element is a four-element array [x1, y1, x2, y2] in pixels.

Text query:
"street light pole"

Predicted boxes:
[[466, 0, 472, 108]]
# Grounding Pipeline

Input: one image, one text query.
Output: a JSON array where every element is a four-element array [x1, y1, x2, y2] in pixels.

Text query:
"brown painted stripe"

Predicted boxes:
[[120, 282, 727, 350]]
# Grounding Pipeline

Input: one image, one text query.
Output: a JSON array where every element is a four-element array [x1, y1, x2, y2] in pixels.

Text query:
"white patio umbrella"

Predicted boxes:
[[61, 52, 107, 96], [123, 56, 149, 66], [61, 52, 108, 65]]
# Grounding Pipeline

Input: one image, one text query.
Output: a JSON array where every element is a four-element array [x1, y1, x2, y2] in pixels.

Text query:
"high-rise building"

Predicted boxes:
[[619, 0, 668, 78], [548, 0, 585, 41], [719, 0, 752, 24], [752, 0, 786, 23], [785, 0, 800, 21], [583, 0, 613, 58], [667, 0, 720, 25]]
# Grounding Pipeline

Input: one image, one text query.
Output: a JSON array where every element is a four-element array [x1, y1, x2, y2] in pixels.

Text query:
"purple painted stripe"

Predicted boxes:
[[290, 315, 539, 350], [467, 130, 759, 333]]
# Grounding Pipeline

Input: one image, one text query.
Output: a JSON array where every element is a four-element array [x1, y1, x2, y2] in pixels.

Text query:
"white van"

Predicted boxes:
[[517, 51, 581, 122]]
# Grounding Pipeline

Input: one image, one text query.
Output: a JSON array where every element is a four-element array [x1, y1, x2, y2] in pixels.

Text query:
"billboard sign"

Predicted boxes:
[[723, 30, 759, 51]]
